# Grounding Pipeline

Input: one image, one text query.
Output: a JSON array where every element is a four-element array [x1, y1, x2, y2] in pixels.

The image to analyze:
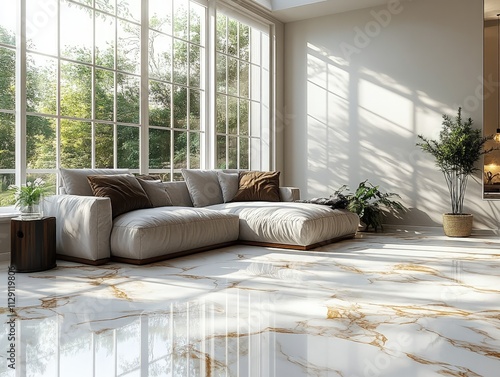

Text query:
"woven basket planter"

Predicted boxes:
[[442, 214, 473, 237]]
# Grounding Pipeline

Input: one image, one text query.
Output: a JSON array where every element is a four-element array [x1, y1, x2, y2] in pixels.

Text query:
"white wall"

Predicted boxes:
[[282, 0, 500, 229]]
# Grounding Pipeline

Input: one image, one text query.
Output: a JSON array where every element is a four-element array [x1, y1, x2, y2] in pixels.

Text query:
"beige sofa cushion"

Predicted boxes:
[[207, 202, 359, 247], [60, 168, 129, 196], [110, 207, 239, 261], [181, 169, 224, 207]]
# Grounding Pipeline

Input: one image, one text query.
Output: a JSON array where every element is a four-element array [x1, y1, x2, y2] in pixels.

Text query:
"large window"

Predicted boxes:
[[0, 0, 273, 206], [216, 9, 270, 170]]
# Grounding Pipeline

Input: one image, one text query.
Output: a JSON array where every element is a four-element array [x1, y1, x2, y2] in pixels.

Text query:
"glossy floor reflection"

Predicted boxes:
[[1, 229, 499, 376]]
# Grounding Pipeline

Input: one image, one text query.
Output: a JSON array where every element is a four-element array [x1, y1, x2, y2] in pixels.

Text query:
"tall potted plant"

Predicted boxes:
[[416, 107, 493, 237]]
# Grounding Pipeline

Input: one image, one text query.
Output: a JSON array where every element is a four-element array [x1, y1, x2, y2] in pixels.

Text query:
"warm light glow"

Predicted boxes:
[[494, 129, 500, 142]]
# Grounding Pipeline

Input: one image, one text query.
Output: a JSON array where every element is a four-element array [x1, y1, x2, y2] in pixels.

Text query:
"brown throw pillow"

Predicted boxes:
[[231, 171, 281, 202], [87, 174, 152, 218]]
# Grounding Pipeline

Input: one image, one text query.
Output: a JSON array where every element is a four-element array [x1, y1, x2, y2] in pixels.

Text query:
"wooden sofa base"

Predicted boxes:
[[110, 241, 237, 265], [239, 233, 357, 251], [55, 234, 356, 266], [56, 254, 110, 266]]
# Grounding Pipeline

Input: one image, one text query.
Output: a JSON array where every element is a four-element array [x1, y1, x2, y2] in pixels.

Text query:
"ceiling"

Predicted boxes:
[[252, 0, 499, 23]]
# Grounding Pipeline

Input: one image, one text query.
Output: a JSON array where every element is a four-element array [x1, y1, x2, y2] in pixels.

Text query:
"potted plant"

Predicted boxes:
[[335, 180, 406, 232], [9, 177, 48, 219], [416, 107, 493, 237]]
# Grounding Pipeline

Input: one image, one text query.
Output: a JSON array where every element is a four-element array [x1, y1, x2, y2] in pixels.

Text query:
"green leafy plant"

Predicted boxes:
[[335, 180, 406, 232], [9, 178, 48, 209], [416, 107, 494, 214]]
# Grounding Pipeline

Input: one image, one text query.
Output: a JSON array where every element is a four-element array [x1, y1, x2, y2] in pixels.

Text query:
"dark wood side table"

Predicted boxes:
[[11, 217, 57, 272]]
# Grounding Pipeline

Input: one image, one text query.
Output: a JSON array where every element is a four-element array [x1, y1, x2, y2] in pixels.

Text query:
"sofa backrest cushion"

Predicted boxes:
[[87, 174, 152, 218], [181, 169, 224, 207], [60, 168, 129, 196], [231, 171, 281, 202], [217, 172, 239, 203], [137, 179, 173, 207], [163, 181, 194, 207]]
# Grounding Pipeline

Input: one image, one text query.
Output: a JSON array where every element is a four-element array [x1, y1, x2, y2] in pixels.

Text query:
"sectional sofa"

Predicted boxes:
[[43, 169, 360, 265]]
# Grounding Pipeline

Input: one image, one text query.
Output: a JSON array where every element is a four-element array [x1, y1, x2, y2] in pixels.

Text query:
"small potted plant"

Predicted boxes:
[[9, 178, 48, 219], [416, 107, 493, 237], [335, 180, 406, 232]]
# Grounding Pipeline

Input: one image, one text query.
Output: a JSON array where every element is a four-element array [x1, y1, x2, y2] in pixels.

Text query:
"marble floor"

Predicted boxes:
[[0, 229, 499, 377]]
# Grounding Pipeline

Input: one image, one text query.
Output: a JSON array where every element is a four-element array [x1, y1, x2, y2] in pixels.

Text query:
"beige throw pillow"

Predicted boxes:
[[181, 169, 224, 207], [137, 179, 173, 207]]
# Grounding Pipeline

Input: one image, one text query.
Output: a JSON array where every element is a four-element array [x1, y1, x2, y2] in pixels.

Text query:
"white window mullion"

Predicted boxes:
[[207, 1, 217, 169], [113, 0, 118, 169], [91, 4, 96, 168], [140, 0, 149, 174], [15, 0, 27, 186]]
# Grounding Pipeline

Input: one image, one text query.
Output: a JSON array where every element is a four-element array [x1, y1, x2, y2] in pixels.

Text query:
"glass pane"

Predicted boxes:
[[95, 68, 115, 121], [149, 0, 172, 34], [60, 0, 93, 63], [117, 20, 140, 74], [60, 61, 92, 119], [117, 125, 139, 168], [240, 61, 249, 98], [216, 95, 226, 134], [26, 0, 57, 55], [228, 136, 237, 169], [149, 32, 172, 81], [117, 73, 140, 124], [173, 0, 187, 40], [239, 99, 249, 136], [190, 2, 204, 45], [239, 23, 250, 61], [149, 81, 171, 127], [189, 90, 200, 131], [216, 14, 226, 53], [96, 0, 115, 14], [250, 28, 261, 65], [0, 47, 15, 110], [173, 172, 183, 181], [95, 123, 114, 168], [228, 96, 237, 135], [227, 19, 238, 56], [250, 64, 261, 101], [189, 44, 201, 88], [173, 40, 188, 85], [189, 132, 200, 169], [250, 101, 261, 137], [149, 128, 170, 169], [0, 113, 15, 169], [27, 173, 56, 196], [61, 120, 92, 168], [216, 135, 226, 169], [0, 174, 16, 206], [27, 115, 56, 169], [239, 137, 249, 169], [95, 12, 115, 69], [117, 0, 141, 23], [0, 0, 16, 46], [173, 86, 187, 129], [216, 53, 226, 94], [27, 53, 57, 114], [173, 131, 187, 169], [227, 57, 238, 96]]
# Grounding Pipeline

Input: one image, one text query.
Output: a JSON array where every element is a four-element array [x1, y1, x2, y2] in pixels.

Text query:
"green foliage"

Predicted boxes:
[[335, 180, 406, 232], [9, 178, 48, 208], [416, 107, 493, 214]]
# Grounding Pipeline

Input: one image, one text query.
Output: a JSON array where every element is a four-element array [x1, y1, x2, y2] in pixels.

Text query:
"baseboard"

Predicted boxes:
[[381, 224, 500, 236]]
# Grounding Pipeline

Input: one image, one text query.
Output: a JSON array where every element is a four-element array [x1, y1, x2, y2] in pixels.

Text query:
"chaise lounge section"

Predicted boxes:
[[44, 169, 359, 265]]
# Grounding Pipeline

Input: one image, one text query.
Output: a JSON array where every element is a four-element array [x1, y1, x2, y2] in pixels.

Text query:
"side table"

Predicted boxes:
[[11, 216, 57, 272]]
